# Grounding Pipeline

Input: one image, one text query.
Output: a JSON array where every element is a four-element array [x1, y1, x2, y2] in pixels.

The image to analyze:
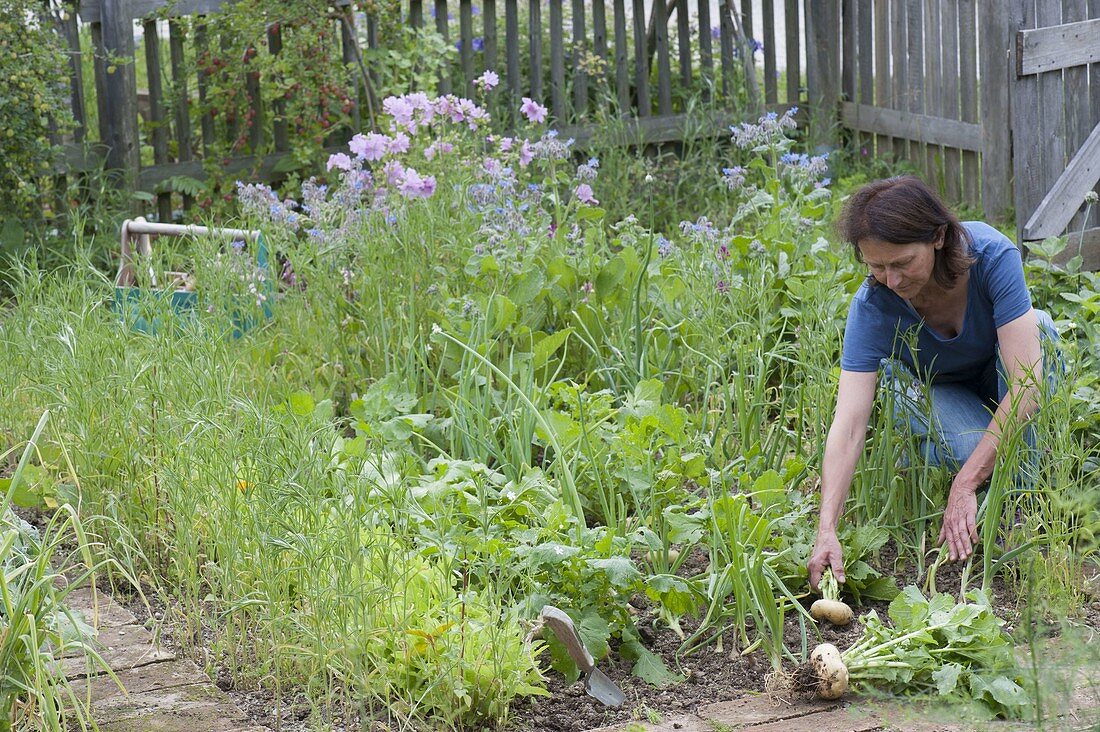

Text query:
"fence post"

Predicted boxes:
[[805, 0, 840, 144], [98, 0, 140, 188], [978, 0, 1013, 224]]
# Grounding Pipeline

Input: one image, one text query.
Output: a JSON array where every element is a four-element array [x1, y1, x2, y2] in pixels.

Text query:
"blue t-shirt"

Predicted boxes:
[[840, 221, 1032, 383]]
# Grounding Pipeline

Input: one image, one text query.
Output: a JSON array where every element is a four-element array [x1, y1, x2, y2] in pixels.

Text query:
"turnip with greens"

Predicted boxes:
[[774, 587, 1030, 718], [809, 568, 853, 626]]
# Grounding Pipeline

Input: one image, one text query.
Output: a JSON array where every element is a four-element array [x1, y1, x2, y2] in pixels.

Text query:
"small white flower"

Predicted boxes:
[[1085, 191, 1099, 205], [504, 489, 517, 501], [553, 545, 566, 556], [431, 323, 443, 334]]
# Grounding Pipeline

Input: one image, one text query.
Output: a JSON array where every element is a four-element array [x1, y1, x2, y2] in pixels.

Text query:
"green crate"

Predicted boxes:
[[112, 218, 273, 337]]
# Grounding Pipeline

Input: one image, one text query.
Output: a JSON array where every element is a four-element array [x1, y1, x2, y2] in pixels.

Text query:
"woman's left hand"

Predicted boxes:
[[937, 477, 981, 561], [939, 479, 979, 561]]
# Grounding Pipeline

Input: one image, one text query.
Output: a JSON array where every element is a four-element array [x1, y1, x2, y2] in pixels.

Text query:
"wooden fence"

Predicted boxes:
[[61, 0, 808, 222], [51, 1, 1100, 265], [813, 0, 1100, 267]]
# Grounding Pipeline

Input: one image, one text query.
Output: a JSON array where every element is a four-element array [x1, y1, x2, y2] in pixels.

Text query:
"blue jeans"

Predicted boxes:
[[881, 310, 1061, 472]]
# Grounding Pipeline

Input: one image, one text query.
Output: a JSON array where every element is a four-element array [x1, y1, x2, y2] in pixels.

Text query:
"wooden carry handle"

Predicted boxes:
[[540, 605, 595, 673]]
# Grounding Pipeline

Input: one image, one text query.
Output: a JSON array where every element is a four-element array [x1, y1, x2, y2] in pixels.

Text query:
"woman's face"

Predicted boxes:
[[858, 236, 942, 300]]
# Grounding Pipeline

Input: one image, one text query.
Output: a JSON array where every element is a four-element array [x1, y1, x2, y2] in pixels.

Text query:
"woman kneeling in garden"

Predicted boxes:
[[808, 176, 1058, 589]]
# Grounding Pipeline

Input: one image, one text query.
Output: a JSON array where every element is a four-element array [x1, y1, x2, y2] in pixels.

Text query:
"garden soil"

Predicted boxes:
[[104, 539, 1099, 732]]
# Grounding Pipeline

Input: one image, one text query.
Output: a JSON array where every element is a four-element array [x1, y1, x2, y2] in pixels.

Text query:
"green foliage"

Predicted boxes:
[[0, 1, 73, 219], [842, 587, 1031, 719]]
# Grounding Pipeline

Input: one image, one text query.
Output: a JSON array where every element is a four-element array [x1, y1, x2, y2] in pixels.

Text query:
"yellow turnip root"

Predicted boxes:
[[809, 643, 849, 699], [810, 598, 854, 626], [811, 568, 853, 626]]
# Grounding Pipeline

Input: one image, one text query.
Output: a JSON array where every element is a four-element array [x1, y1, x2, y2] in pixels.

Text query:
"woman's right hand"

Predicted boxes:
[[808, 531, 846, 591]]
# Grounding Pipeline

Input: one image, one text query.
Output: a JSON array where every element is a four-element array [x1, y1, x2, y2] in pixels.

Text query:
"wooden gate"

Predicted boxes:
[[1011, 1, 1100, 269]]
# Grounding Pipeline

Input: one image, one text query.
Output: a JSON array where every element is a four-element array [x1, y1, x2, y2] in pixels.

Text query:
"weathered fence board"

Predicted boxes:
[[1023, 121, 1100, 239], [840, 102, 982, 151], [941, 0, 960, 203], [1016, 17, 1100, 74]]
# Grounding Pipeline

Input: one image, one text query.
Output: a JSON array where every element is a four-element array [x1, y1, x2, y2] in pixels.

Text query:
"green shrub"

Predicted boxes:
[[0, 1, 73, 219]]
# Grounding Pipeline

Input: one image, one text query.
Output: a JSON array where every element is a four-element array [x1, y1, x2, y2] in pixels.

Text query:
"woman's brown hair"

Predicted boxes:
[[837, 175, 973, 289]]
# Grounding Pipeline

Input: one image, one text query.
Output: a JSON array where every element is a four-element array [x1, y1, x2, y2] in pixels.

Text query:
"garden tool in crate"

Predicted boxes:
[[540, 606, 626, 708], [113, 217, 273, 335]]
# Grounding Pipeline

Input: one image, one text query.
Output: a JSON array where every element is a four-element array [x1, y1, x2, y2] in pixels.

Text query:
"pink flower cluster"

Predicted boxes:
[[382, 92, 490, 135]]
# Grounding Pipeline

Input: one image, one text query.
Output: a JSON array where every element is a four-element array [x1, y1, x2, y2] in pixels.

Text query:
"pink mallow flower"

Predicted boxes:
[[387, 132, 411, 155], [398, 168, 437, 199], [383, 160, 406, 186], [475, 70, 499, 92], [518, 139, 534, 167], [383, 95, 415, 130], [350, 132, 388, 161], [521, 97, 548, 124], [575, 183, 598, 205], [326, 153, 353, 172], [424, 141, 454, 160]]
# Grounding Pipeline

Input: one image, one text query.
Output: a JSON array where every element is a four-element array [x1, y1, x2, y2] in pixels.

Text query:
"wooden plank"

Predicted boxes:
[[906, 0, 924, 178], [99, 0, 140, 182], [677, 0, 693, 88], [136, 145, 348, 190], [57, 9, 87, 145], [1063, 0, 1090, 233], [1091, 0, 1100, 230], [194, 22, 216, 157], [1035, 1, 1065, 240], [167, 18, 193, 212], [941, 0, 961, 202], [873, 0, 890, 157], [719, 0, 736, 102], [762, 0, 777, 104], [168, 21, 192, 163], [857, 0, 874, 154], [699, 0, 714, 102], [959, 0, 979, 207], [218, 34, 238, 149], [572, 0, 588, 117], [505, 0, 520, 101], [1011, 0, 1042, 243], [267, 24, 289, 152], [924, 0, 941, 190], [841, 0, 856, 105], [840, 102, 983, 150], [410, 0, 423, 28], [633, 0, 651, 114], [654, 0, 673, 114], [1022, 120, 1100, 239], [460, 0, 474, 94], [484, 0, 498, 74], [435, 0, 452, 94], [1016, 17, 1100, 75], [740, 0, 754, 43], [593, 0, 608, 61], [244, 47, 263, 152], [549, 0, 566, 120], [784, 0, 800, 104], [143, 19, 172, 220], [614, 0, 630, 111], [529, 0, 543, 100], [891, 0, 908, 160], [980, 0, 1012, 222], [806, 0, 841, 136]]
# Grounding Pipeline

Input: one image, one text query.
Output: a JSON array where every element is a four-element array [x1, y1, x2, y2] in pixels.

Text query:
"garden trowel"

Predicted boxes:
[[540, 605, 626, 708]]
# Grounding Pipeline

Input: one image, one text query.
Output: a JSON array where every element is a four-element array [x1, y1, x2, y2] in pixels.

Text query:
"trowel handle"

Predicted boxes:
[[540, 606, 595, 672]]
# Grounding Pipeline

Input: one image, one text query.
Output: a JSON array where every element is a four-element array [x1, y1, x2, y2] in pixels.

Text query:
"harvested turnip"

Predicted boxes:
[[809, 643, 849, 698], [810, 569, 853, 626], [810, 598, 853, 625]]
